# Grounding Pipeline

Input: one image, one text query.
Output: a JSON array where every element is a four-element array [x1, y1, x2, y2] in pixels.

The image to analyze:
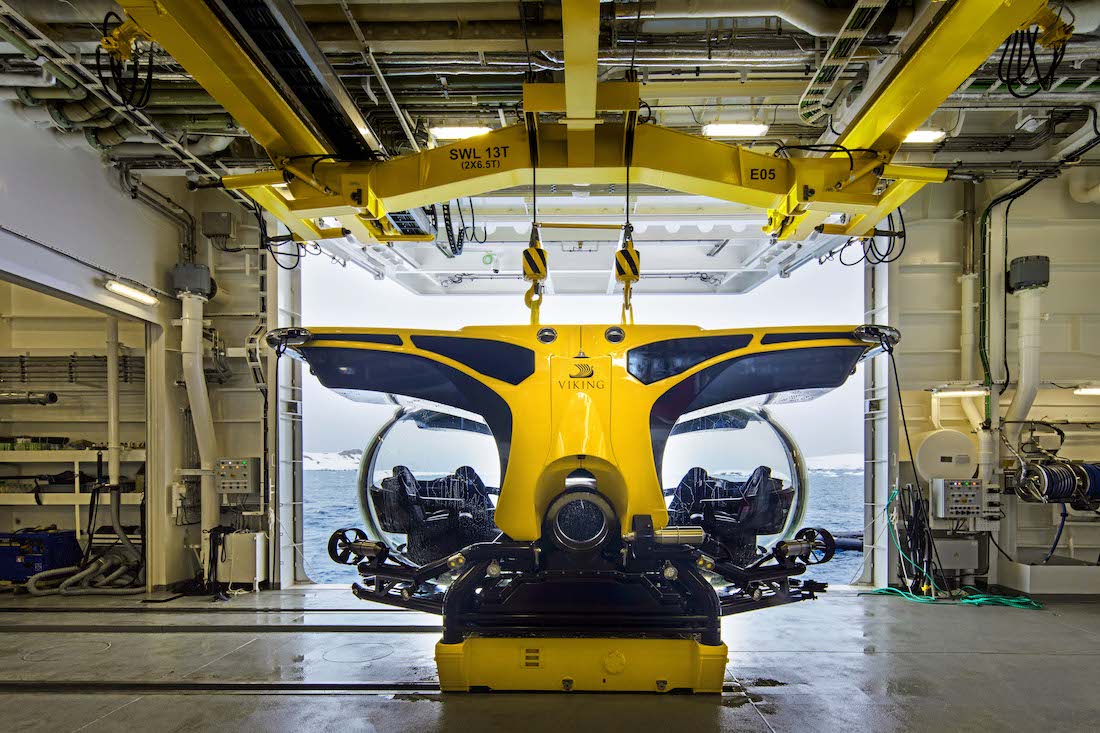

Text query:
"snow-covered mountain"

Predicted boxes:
[[806, 452, 864, 473], [302, 449, 864, 473], [302, 449, 362, 471]]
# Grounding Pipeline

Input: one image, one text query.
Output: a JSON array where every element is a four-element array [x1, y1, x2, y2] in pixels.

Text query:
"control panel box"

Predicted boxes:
[[215, 457, 261, 494], [216, 531, 268, 588], [931, 478, 984, 518]]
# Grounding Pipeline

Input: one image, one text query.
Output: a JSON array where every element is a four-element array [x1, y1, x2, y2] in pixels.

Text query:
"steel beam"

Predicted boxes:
[[560, 0, 600, 167], [119, 0, 1003, 246], [834, 0, 1046, 154], [223, 123, 943, 244], [770, 0, 1044, 241], [523, 82, 639, 113], [117, 0, 328, 159], [261, 0, 385, 153]]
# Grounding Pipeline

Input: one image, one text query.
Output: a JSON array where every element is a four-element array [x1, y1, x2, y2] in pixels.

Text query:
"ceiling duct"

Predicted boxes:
[[612, 0, 910, 37]]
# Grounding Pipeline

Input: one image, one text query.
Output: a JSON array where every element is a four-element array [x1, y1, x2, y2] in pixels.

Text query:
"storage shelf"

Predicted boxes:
[[0, 493, 144, 506], [0, 449, 146, 463]]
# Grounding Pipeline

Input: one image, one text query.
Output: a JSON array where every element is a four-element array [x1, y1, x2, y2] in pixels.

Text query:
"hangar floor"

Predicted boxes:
[[1, 588, 1097, 732]]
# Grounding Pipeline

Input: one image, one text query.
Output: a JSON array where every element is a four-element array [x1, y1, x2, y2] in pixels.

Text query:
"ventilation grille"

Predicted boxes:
[[523, 648, 542, 669]]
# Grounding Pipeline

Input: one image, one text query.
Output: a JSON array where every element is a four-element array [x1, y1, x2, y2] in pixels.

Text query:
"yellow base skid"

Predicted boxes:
[[436, 637, 728, 693]]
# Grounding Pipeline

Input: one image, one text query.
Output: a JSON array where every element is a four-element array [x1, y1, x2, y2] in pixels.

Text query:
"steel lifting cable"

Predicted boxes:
[[614, 0, 644, 325], [518, 0, 545, 325]]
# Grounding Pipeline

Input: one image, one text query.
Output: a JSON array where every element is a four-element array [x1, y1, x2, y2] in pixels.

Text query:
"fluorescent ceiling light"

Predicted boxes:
[[702, 122, 770, 138], [904, 129, 946, 144], [1074, 386, 1100, 396], [105, 279, 158, 306], [430, 126, 493, 140], [933, 387, 989, 398]]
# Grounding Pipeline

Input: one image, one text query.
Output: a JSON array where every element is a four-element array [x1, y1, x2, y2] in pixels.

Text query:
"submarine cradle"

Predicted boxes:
[[269, 322, 897, 692]]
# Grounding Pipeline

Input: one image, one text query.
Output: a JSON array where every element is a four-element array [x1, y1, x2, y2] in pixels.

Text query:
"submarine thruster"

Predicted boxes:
[[270, 323, 897, 693]]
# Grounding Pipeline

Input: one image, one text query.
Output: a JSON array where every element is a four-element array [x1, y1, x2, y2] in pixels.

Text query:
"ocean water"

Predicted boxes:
[[302, 468, 866, 585]]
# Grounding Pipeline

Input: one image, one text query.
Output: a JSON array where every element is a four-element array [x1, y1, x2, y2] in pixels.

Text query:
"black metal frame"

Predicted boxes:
[[341, 530, 829, 646]]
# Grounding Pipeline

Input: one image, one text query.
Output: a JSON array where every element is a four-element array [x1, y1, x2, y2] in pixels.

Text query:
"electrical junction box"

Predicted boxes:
[[1007, 255, 1050, 292], [215, 457, 261, 494], [201, 211, 237, 239], [934, 538, 980, 570], [171, 262, 215, 298], [215, 531, 268, 589], [931, 478, 985, 518]]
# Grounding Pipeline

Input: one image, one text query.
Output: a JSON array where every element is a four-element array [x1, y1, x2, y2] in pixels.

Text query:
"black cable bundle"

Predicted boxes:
[[879, 334, 949, 595], [455, 198, 487, 245], [96, 12, 156, 110], [997, 25, 1068, 99], [821, 208, 908, 267], [250, 202, 324, 271], [205, 525, 236, 601], [771, 143, 879, 173], [896, 484, 948, 594], [440, 198, 486, 256]]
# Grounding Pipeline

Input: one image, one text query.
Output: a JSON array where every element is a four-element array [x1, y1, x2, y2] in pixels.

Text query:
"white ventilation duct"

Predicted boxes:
[[1003, 257, 1050, 446], [180, 293, 220, 579], [1069, 167, 1100, 204], [1068, 1, 1100, 34]]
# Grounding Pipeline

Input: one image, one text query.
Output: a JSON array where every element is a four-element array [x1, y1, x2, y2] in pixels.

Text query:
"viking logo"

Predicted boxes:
[[569, 363, 595, 379]]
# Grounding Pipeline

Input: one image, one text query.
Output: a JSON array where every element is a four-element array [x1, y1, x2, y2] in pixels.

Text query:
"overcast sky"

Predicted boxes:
[[301, 252, 865, 462]]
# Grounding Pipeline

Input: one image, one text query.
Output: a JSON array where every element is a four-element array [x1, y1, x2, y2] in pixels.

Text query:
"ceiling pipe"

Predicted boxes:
[[13, 86, 89, 103], [1067, 1, 1100, 33], [296, 1, 562, 23], [0, 24, 80, 90], [614, 0, 912, 37], [0, 392, 58, 405], [2, 0, 121, 23], [86, 121, 145, 149], [0, 70, 55, 87], [332, 0, 419, 152], [1068, 167, 1100, 203], [119, 166, 197, 260], [108, 135, 235, 157], [365, 46, 420, 152], [45, 97, 115, 129], [7, 101, 52, 124]]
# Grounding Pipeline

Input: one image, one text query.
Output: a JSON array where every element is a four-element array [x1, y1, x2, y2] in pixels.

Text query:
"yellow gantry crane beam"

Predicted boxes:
[[116, 0, 1056, 245], [223, 122, 886, 225], [116, 0, 327, 160], [560, 0, 600, 167], [770, 0, 1051, 241]]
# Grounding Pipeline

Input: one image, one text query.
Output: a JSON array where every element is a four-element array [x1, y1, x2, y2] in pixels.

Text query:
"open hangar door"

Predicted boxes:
[[295, 247, 869, 588]]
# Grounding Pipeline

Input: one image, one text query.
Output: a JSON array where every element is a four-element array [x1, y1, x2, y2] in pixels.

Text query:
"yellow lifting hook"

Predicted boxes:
[[522, 226, 548, 326], [615, 226, 641, 325]]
